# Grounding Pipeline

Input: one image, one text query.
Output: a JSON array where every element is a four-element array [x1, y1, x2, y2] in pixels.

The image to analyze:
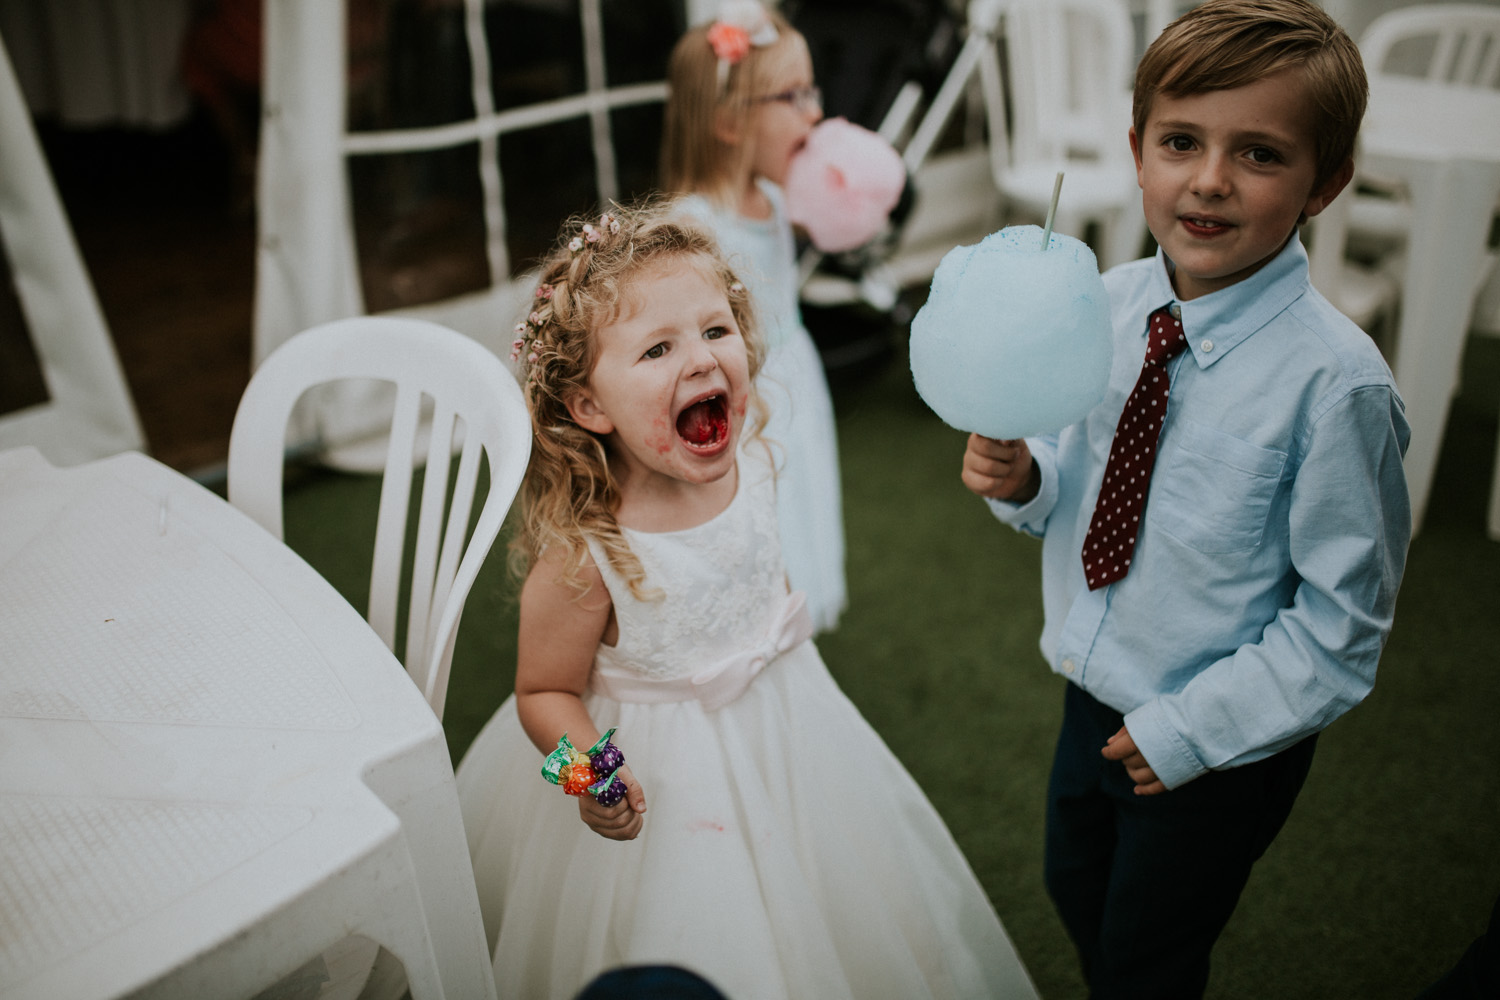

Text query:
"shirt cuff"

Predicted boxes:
[[1123, 700, 1206, 790], [984, 464, 1056, 537]]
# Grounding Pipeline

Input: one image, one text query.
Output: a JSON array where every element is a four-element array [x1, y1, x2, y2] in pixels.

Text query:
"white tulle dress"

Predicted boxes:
[[679, 182, 847, 633], [455, 446, 1038, 1000]]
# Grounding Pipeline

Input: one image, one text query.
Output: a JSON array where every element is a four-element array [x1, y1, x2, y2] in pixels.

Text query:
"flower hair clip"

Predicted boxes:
[[569, 213, 623, 254], [708, 0, 778, 90], [511, 287, 556, 366], [510, 318, 539, 366], [581, 212, 621, 245]]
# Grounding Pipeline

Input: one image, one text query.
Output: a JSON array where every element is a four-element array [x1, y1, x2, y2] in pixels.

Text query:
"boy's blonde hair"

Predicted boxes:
[[511, 198, 764, 598], [1133, 0, 1367, 190], [660, 10, 808, 204]]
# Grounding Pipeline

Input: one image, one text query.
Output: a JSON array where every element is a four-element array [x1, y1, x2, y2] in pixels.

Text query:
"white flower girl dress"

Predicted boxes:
[[455, 446, 1037, 1000]]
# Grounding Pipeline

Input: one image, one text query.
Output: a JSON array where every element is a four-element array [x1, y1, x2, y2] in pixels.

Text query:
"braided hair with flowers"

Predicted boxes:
[[509, 198, 764, 600]]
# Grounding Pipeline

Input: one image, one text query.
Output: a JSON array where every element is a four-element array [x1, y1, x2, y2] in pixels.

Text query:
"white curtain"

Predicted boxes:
[[0, 0, 194, 128]]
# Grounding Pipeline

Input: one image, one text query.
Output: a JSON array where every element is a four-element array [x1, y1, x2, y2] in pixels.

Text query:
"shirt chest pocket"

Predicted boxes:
[[1151, 420, 1287, 554]]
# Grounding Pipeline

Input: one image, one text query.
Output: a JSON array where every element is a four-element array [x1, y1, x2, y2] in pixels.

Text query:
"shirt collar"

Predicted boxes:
[[1140, 232, 1312, 368]]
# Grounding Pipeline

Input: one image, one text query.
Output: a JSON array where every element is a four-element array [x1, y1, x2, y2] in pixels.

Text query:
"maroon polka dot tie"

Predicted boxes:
[[1081, 304, 1187, 590]]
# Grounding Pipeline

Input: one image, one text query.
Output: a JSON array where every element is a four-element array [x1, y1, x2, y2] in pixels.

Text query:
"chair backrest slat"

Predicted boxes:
[[369, 382, 424, 652], [404, 399, 458, 682], [426, 426, 485, 693]]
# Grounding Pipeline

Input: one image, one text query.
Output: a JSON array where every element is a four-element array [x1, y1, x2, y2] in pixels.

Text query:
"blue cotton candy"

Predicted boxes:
[[910, 225, 1113, 440]]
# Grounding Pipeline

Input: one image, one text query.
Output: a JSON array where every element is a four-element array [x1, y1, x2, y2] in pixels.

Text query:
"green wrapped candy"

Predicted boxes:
[[541, 734, 577, 785]]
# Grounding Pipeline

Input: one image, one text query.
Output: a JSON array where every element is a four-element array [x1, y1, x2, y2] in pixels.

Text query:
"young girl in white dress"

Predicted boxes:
[[660, 1, 846, 633], [455, 201, 1037, 999]]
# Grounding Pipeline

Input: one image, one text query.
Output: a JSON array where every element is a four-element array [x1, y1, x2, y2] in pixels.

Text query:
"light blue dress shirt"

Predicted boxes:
[[989, 234, 1411, 789]]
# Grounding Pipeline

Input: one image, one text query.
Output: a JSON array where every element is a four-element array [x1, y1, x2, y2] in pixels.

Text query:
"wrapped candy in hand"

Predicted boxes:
[[541, 734, 580, 786], [784, 118, 906, 253], [543, 730, 628, 803], [587, 728, 625, 777], [563, 761, 598, 797], [589, 771, 627, 808]]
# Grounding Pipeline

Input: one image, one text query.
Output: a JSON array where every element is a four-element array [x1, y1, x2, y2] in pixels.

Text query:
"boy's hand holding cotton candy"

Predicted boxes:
[[909, 225, 1114, 440], [784, 118, 906, 253]]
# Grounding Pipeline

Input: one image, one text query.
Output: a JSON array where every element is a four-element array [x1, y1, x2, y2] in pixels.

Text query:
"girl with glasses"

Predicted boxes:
[[660, 1, 846, 636]]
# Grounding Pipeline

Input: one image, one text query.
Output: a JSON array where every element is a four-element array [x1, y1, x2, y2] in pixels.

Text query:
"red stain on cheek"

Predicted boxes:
[[646, 417, 674, 454]]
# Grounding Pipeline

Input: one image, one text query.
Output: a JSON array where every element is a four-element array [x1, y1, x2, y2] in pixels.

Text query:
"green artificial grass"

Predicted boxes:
[[277, 333, 1500, 1000]]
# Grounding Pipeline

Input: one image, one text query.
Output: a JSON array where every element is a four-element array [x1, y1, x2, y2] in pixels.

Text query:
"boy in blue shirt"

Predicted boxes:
[[962, 1, 1411, 995]]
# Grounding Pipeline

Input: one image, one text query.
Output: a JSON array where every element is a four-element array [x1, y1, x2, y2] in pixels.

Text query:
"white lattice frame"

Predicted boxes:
[[254, 0, 669, 367]]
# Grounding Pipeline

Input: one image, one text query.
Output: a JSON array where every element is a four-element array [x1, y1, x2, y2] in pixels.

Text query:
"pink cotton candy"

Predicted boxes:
[[784, 118, 905, 253]]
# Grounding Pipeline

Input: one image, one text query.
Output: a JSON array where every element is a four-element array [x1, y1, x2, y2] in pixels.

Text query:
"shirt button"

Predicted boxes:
[[1061, 658, 1076, 674], [1169, 302, 1182, 319], [1200, 338, 1214, 353]]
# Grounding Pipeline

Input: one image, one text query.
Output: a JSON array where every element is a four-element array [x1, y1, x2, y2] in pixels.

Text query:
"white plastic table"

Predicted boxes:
[[1360, 76, 1500, 532], [0, 447, 496, 1000]]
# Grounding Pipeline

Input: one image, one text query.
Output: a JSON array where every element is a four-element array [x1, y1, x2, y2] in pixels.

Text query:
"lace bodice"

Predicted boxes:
[[586, 447, 788, 683]]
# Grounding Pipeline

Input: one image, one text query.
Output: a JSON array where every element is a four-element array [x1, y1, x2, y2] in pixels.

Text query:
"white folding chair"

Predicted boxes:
[[229, 315, 530, 720]]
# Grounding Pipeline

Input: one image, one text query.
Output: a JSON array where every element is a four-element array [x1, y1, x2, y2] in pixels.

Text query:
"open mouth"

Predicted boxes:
[[675, 394, 730, 449]]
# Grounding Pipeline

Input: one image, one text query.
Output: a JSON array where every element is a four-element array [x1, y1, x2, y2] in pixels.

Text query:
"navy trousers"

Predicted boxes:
[[1045, 682, 1317, 1000]]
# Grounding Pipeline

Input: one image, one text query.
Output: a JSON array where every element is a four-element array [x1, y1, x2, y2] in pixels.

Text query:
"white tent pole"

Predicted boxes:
[[255, 0, 362, 365], [580, 0, 619, 204], [463, 0, 510, 285]]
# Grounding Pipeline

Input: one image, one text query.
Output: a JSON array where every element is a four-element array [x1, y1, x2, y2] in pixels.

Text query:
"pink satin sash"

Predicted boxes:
[[590, 592, 814, 712]]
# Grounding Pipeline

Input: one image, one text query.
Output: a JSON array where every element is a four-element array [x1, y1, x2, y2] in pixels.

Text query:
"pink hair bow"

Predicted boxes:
[[709, 0, 779, 88]]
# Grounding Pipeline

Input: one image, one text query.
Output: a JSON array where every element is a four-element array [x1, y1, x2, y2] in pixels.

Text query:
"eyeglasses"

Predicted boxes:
[[755, 85, 822, 115]]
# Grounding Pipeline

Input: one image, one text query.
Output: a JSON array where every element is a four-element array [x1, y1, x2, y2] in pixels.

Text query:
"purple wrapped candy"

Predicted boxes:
[[589, 771, 627, 808], [590, 741, 625, 777], [585, 727, 625, 777]]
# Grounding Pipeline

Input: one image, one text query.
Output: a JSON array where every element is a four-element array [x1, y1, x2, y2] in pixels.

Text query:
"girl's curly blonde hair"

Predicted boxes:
[[510, 197, 765, 599]]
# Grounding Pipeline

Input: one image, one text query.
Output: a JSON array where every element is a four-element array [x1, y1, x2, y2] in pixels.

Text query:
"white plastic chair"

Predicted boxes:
[[228, 317, 525, 998], [1352, 5, 1500, 537], [1344, 4, 1500, 256], [1362, 3, 1500, 86], [894, 0, 1146, 275], [988, 0, 1148, 270], [228, 316, 531, 720]]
